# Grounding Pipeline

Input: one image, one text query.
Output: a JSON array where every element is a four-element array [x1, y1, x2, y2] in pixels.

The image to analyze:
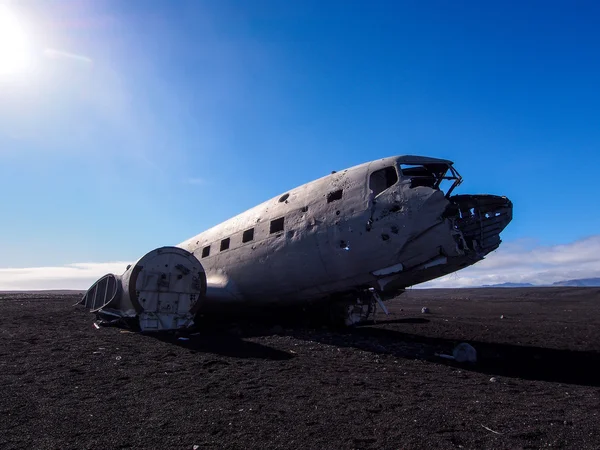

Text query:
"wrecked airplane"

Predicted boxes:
[[80, 156, 512, 330]]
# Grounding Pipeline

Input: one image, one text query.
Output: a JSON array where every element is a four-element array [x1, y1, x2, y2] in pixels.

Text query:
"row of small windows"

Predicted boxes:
[[201, 214, 290, 258], [200, 187, 346, 259], [199, 167, 398, 259]]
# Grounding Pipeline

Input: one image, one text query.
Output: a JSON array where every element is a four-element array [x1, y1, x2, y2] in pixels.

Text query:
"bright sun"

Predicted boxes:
[[0, 5, 32, 75]]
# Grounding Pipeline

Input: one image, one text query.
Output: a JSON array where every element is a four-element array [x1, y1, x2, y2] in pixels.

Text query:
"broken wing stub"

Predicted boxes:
[[80, 247, 207, 331]]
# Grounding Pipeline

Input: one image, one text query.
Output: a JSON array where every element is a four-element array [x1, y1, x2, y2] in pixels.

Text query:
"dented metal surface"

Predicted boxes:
[[81, 155, 513, 330]]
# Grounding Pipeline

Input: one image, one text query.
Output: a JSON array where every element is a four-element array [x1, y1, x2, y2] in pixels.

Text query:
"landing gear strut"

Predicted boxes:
[[329, 289, 390, 327]]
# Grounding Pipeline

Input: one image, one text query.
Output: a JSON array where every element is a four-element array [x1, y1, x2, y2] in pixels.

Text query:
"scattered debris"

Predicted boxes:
[[421, 307, 430, 314], [435, 343, 477, 363], [481, 424, 503, 435], [453, 343, 477, 363]]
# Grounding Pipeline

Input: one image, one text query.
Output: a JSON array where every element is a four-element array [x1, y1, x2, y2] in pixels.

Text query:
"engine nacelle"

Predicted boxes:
[[81, 246, 206, 331]]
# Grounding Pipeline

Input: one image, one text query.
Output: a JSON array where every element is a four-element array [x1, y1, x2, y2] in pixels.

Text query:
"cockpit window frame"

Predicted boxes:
[[398, 163, 462, 198], [369, 166, 399, 198]]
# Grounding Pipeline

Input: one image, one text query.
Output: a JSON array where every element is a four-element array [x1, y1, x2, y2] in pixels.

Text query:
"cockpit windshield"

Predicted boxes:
[[369, 166, 399, 197], [398, 162, 462, 197]]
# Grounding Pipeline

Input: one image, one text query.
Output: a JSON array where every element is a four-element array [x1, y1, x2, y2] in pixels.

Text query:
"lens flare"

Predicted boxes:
[[0, 5, 32, 75]]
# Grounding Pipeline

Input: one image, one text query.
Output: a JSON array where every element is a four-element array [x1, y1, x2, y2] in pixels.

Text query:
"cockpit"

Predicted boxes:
[[368, 156, 463, 199], [398, 162, 462, 197]]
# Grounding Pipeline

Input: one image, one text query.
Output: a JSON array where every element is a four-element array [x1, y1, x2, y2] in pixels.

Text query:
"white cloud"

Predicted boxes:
[[420, 235, 600, 288], [0, 261, 130, 291]]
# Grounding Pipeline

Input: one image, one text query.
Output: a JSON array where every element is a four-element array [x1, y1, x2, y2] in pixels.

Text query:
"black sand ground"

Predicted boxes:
[[1, 288, 600, 449]]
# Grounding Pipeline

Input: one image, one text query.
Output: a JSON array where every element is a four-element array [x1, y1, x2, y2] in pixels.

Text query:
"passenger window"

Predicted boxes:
[[220, 238, 230, 251], [327, 189, 343, 203], [201, 246, 210, 258], [270, 217, 284, 234], [242, 228, 254, 243], [369, 167, 398, 196]]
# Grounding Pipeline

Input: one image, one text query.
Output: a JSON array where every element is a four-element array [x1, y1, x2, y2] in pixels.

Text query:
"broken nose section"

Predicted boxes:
[[81, 247, 206, 331], [449, 194, 513, 257]]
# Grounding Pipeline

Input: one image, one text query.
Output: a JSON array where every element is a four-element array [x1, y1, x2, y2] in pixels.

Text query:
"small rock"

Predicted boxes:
[[500, 315, 505, 319], [453, 343, 477, 363], [490, 377, 498, 383], [421, 307, 430, 314]]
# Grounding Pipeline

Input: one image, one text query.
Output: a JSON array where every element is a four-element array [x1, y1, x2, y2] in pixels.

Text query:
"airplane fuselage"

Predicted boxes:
[[177, 155, 511, 310], [81, 155, 512, 330]]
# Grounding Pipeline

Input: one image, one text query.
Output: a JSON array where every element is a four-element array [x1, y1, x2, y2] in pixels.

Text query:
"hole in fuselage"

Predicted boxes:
[[327, 189, 343, 203]]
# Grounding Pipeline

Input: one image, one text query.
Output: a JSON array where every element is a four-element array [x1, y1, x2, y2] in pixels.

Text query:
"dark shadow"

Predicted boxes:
[[363, 318, 430, 325], [145, 332, 294, 361], [297, 326, 600, 387], [130, 310, 600, 385]]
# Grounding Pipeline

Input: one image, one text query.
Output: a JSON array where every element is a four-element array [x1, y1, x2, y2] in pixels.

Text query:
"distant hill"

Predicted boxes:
[[0, 290, 85, 295], [552, 278, 600, 287], [478, 278, 600, 288]]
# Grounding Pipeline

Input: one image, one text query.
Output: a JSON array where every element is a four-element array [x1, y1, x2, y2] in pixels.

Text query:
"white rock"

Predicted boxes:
[[452, 343, 477, 363]]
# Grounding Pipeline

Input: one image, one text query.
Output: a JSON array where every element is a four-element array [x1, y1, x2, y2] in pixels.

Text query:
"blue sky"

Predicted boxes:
[[1, 0, 599, 288]]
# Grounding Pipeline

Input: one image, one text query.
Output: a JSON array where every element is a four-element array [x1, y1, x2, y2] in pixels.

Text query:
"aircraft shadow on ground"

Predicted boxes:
[[297, 326, 600, 387], [147, 332, 294, 361], [141, 315, 600, 386], [362, 317, 431, 325]]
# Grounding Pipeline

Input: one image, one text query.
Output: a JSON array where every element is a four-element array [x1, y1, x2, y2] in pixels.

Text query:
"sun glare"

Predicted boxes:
[[0, 5, 32, 75]]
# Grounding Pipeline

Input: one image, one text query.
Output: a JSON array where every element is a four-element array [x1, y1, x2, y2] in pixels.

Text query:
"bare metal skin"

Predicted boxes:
[[81, 156, 512, 330]]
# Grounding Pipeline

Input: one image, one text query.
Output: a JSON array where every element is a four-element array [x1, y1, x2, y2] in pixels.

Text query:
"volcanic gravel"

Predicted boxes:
[[1, 288, 600, 449]]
